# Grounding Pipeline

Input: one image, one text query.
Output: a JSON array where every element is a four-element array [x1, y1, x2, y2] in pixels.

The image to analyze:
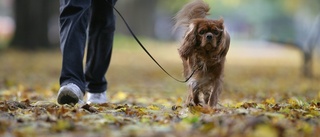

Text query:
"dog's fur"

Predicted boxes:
[[174, 0, 230, 107]]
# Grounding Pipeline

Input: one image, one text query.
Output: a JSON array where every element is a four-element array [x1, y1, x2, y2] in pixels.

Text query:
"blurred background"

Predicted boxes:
[[0, 0, 319, 102], [0, 0, 319, 76]]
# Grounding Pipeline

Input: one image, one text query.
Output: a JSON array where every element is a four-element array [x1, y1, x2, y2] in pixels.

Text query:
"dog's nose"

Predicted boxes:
[[206, 33, 213, 40]]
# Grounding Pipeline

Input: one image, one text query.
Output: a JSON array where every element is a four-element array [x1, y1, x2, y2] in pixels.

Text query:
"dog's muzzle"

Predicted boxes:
[[206, 33, 213, 40]]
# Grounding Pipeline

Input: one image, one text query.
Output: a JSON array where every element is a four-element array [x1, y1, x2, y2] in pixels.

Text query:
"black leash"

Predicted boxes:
[[108, 1, 196, 83]]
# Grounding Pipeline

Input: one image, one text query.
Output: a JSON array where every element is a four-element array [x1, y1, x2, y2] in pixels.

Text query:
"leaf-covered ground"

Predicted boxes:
[[0, 39, 320, 137]]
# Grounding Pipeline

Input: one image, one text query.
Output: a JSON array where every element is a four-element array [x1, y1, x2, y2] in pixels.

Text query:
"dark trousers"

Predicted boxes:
[[59, 0, 117, 94]]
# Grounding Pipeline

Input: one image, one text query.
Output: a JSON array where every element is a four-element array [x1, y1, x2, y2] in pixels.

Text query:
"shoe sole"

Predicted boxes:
[[57, 89, 79, 105]]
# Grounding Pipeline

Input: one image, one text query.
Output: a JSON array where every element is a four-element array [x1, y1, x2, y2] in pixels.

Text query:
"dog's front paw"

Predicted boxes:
[[185, 101, 196, 107]]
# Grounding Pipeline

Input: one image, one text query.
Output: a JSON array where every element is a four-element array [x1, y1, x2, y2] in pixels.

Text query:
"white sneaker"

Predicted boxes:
[[87, 91, 107, 104], [57, 83, 84, 105]]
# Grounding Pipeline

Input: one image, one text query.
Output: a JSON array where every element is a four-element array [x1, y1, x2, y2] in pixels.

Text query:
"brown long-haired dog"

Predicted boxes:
[[174, 0, 230, 107]]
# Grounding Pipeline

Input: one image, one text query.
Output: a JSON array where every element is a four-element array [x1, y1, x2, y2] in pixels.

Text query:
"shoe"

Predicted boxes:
[[87, 91, 107, 104], [57, 83, 84, 105]]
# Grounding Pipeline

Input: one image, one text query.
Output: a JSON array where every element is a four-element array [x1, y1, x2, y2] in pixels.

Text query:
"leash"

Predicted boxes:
[[107, 1, 196, 83]]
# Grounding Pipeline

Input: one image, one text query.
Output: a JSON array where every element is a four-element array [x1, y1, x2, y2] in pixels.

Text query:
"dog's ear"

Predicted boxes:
[[219, 31, 230, 57], [179, 23, 198, 59], [217, 18, 225, 31]]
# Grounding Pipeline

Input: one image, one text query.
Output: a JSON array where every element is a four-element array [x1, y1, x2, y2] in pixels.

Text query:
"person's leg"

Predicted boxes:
[[58, 0, 91, 104], [85, 0, 117, 104], [85, 0, 116, 93]]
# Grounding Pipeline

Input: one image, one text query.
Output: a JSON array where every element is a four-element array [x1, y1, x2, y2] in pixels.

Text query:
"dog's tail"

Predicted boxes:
[[173, 0, 210, 31]]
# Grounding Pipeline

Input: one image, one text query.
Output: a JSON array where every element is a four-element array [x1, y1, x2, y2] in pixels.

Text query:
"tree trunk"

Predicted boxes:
[[301, 15, 320, 78], [11, 0, 56, 50], [302, 51, 313, 78]]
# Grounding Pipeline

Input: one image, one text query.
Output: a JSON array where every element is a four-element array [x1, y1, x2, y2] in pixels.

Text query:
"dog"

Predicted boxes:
[[174, 0, 230, 107]]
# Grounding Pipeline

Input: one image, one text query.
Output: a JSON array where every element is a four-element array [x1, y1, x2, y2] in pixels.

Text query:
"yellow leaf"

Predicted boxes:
[[136, 97, 148, 104], [200, 123, 215, 133], [266, 98, 275, 105], [51, 120, 74, 132], [113, 91, 128, 101], [288, 98, 296, 105], [252, 124, 278, 137], [308, 110, 320, 117], [256, 103, 266, 110], [299, 122, 313, 134], [264, 112, 285, 119], [155, 99, 171, 107], [103, 114, 116, 123], [18, 84, 25, 92], [140, 116, 151, 123], [234, 102, 243, 108], [33, 101, 58, 108], [288, 98, 304, 107], [148, 105, 160, 111], [176, 97, 183, 105]]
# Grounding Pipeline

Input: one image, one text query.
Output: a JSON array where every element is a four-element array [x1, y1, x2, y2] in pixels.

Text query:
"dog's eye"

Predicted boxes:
[[213, 30, 219, 35], [199, 30, 205, 35]]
